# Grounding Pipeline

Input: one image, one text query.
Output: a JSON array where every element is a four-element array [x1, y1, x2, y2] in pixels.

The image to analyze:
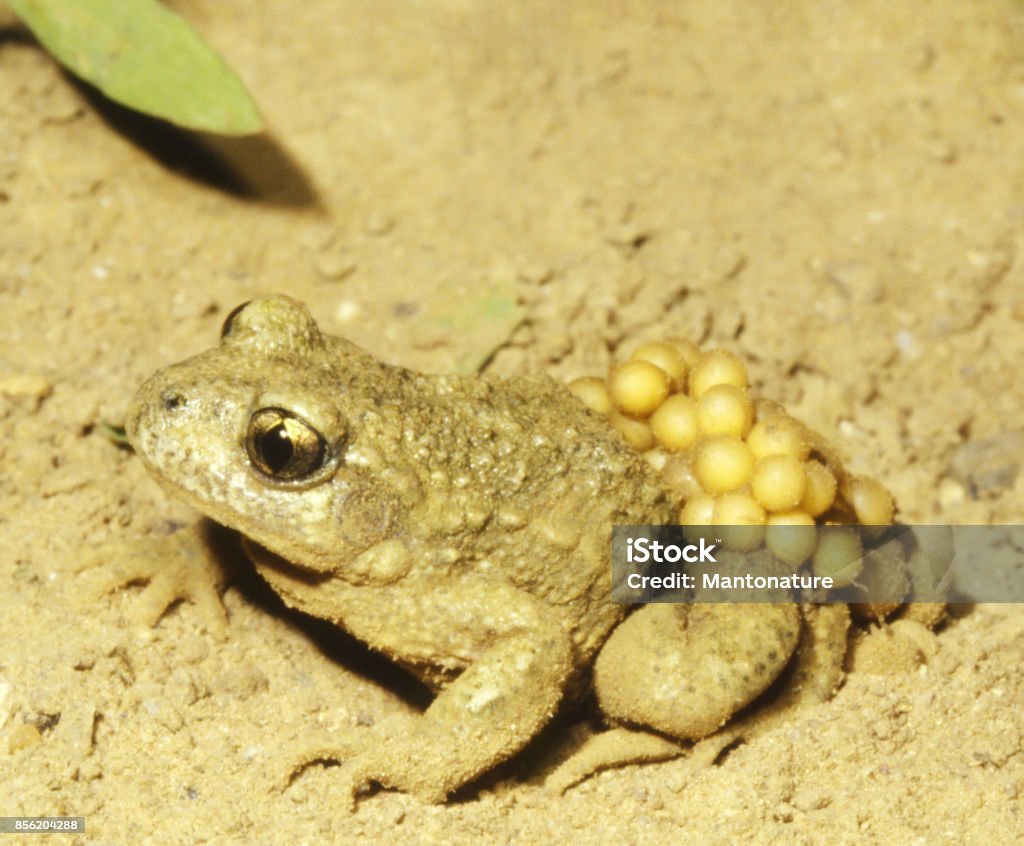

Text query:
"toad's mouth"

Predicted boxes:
[[240, 537, 332, 586]]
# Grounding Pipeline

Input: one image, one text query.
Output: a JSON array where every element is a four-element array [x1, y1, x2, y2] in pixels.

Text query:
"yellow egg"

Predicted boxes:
[[680, 493, 716, 538], [630, 342, 688, 390], [650, 395, 700, 451], [688, 349, 748, 398], [746, 414, 811, 461], [680, 492, 716, 524], [765, 510, 818, 565], [567, 376, 612, 416], [751, 454, 807, 512], [844, 475, 895, 526], [693, 435, 754, 494], [713, 491, 767, 524], [609, 411, 655, 451], [801, 459, 838, 517], [696, 384, 753, 438], [812, 527, 863, 587], [766, 508, 817, 526], [713, 492, 766, 551], [608, 360, 670, 417]]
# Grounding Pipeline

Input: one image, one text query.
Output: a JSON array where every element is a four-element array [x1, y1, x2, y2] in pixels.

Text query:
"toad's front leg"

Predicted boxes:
[[279, 578, 576, 805], [72, 521, 233, 638], [341, 627, 572, 804]]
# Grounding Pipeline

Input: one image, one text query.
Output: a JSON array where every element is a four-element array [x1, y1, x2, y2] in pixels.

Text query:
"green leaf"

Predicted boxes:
[[9, 0, 263, 135]]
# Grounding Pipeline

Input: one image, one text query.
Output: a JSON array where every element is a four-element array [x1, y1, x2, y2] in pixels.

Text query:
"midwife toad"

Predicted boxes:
[[122, 294, 826, 803]]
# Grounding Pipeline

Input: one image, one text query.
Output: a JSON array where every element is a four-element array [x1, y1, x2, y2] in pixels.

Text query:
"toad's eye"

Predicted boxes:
[[246, 408, 327, 481]]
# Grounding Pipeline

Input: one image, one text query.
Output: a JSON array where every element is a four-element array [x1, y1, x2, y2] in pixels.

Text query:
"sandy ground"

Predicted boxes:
[[2, 0, 1023, 843]]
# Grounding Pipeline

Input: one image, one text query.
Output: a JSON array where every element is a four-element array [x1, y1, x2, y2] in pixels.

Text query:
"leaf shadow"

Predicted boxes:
[[1, 19, 320, 208], [74, 79, 322, 209]]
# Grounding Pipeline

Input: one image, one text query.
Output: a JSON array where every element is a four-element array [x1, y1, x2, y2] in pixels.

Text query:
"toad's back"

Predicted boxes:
[[344, 348, 674, 602]]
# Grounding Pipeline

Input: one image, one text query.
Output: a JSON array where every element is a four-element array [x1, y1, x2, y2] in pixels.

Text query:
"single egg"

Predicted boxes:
[[680, 492, 716, 529], [765, 510, 818, 565], [688, 349, 748, 398], [713, 492, 767, 552], [650, 394, 700, 451], [751, 454, 807, 512], [684, 491, 716, 544], [696, 384, 754, 438], [746, 414, 811, 461], [844, 475, 895, 526], [693, 435, 755, 494], [812, 527, 863, 587], [567, 376, 613, 415], [609, 411, 656, 451], [801, 459, 838, 517], [630, 342, 688, 390], [608, 360, 670, 417]]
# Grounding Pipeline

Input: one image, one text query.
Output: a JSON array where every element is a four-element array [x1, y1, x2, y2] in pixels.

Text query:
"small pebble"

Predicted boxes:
[[8, 723, 42, 753]]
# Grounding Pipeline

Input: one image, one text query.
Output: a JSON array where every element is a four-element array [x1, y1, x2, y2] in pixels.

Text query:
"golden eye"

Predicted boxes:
[[246, 408, 327, 481]]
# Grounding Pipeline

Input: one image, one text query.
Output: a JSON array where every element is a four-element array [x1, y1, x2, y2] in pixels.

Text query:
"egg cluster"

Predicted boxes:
[[569, 341, 896, 590]]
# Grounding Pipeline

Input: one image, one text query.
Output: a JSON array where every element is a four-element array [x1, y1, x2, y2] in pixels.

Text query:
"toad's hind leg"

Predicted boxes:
[[680, 602, 851, 766], [547, 603, 849, 793], [594, 603, 801, 740], [545, 604, 800, 793]]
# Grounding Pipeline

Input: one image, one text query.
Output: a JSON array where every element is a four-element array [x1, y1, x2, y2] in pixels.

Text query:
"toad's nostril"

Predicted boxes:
[[162, 390, 186, 411]]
